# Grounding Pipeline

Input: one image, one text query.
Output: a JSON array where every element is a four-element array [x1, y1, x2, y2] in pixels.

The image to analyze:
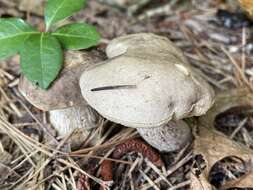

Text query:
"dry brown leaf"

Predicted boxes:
[[196, 88, 253, 173], [221, 168, 253, 188], [190, 173, 214, 190], [233, 169, 253, 188], [199, 88, 253, 128], [192, 88, 253, 189], [194, 126, 253, 175], [238, 0, 253, 19]]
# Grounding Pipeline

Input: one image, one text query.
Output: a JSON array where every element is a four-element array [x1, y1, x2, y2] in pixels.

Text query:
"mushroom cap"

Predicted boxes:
[[80, 33, 215, 128], [19, 51, 103, 111]]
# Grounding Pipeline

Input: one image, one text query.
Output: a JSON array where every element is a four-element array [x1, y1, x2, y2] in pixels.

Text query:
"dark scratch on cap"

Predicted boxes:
[[91, 85, 137, 92]]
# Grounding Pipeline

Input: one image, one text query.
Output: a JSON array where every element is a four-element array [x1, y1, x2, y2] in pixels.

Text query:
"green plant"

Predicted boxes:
[[0, 0, 100, 89]]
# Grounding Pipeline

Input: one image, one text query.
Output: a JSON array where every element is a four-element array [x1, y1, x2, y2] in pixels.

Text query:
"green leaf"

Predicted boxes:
[[20, 33, 63, 89], [52, 23, 100, 50], [45, 0, 86, 30], [0, 18, 37, 59]]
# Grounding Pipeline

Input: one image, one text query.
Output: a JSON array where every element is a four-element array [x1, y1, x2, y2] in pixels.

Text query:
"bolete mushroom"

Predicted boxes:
[[19, 50, 103, 147], [79, 33, 215, 152]]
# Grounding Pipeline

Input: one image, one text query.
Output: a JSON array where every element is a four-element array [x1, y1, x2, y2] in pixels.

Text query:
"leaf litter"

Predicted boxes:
[[1, 0, 253, 189]]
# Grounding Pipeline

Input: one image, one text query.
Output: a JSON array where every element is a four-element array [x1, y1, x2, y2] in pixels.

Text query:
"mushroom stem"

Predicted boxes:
[[49, 103, 101, 147], [137, 120, 192, 152]]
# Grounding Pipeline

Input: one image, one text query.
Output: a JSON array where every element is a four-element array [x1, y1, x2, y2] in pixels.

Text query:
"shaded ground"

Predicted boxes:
[[1, 0, 253, 189]]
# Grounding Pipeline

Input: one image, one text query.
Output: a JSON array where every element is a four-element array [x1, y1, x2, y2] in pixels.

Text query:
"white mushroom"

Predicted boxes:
[[19, 51, 103, 147], [79, 33, 215, 152]]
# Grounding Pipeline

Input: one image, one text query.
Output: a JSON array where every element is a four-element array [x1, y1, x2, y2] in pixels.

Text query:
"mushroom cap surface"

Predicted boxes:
[[19, 51, 103, 111], [80, 33, 215, 128]]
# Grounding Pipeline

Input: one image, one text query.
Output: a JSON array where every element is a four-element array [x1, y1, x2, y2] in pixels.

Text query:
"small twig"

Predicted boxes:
[[91, 85, 137, 92], [139, 169, 160, 190], [127, 0, 152, 15], [167, 180, 191, 190], [71, 154, 132, 165], [128, 157, 141, 176], [141, 152, 193, 189], [222, 47, 253, 92], [70, 136, 137, 155], [241, 27, 247, 72], [172, 143, 191, 165], [17, 99, 58, 144], [145, 158, 172, 187], [137, 1, 177, 20], [0, 87, 22, 117], [230, 118, 248, 139]]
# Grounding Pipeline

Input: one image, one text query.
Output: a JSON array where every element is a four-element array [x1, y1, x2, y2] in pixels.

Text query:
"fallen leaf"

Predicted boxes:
[[199, 88, 253, 128], [192, 88, 253, 189], [221, 168, 253, 188], [194, 126, 253, 175]]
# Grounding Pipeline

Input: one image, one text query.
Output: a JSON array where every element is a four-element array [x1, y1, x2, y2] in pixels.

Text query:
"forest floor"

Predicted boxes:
[[1, 0, 253, 189]]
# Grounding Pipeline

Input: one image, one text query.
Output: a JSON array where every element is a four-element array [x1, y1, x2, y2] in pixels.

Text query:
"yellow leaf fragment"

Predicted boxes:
[[238, 0, 253, 19]]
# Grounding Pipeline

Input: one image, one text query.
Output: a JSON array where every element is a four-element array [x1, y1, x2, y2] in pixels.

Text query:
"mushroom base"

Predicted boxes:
[[49, 104, 101, 148], [137, 120, 192, 152]]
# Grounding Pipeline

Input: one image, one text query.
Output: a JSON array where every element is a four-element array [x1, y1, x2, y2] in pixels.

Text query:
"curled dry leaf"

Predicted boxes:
[[221, 165, 253, 189], [194, 126, 253, 176], [230, 169, 253, 188], [198, 88, 253, 129], [193, 88, 253, 188], [193, 126, 253, 189]]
